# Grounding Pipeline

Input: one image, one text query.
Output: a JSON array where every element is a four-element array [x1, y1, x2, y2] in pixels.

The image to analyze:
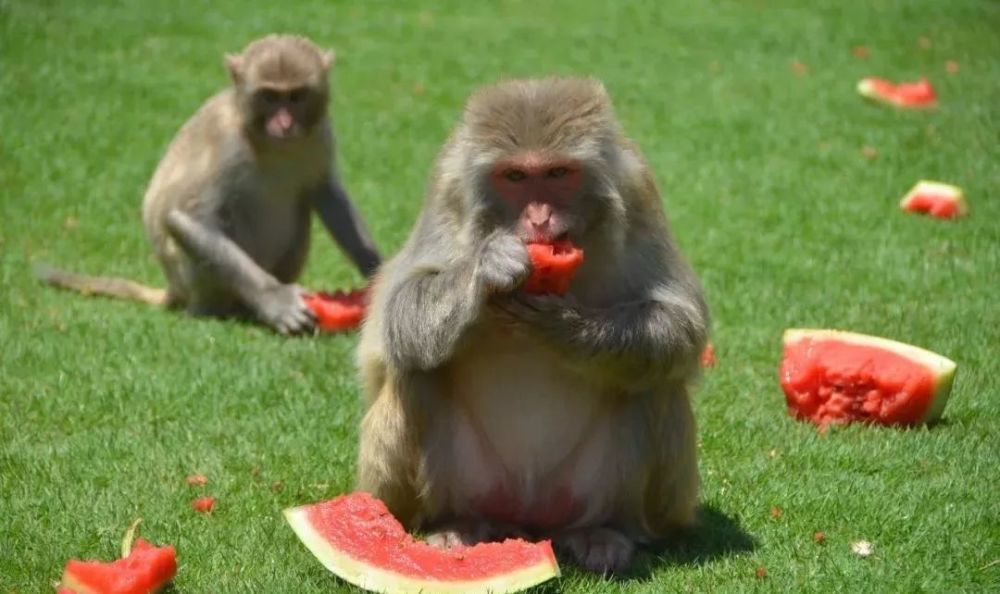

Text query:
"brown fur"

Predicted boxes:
[[356, 77, 708, 573], [37, 35, 380, 334]]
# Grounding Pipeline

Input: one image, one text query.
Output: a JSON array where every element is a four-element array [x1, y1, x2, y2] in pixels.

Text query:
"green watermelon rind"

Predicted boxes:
[[782, 328, 957, 423], [283, 505, 560, 594]]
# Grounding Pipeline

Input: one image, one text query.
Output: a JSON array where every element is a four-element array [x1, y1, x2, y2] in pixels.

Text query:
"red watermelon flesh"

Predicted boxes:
[[779, 329, 956, 427], [899, 180, 967, 219], [60, 538, 177, 594], [284, 492, 560, 594], [857, 76, 937, 108], [524, 240, 584, 295], [303, 288, 368, 332]]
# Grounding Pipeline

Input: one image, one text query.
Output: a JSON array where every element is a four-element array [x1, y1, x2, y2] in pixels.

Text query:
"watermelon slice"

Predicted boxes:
[[284, 492, 560, 594], [857, 76, 937, 108], [59, 538, 177, 594], [899, 180, 967, 219], [779, 329, 957, 427], [303, 288, 368, 332], [524, 240, 584, 295]]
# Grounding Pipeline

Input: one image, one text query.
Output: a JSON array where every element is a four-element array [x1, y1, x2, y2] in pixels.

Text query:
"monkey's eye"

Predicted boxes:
[[288, 89, 307, 104], [259, 89, 281, 104], [547, 166, 569, 178], [503, 169, 527, 182]]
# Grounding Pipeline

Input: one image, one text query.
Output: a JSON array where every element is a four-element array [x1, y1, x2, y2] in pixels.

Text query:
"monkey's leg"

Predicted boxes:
[[557, 526, 636, 574], [357, 378, 422, 528], [426, 520, 529, 549], [639, 384, 699, 535], [163, 209, 315, 335], [312, 178, 382, 278]]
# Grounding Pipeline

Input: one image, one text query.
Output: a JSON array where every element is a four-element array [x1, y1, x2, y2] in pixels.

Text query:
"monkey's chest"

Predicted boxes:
[[441, 330, 616, 528], [223, 192, 311, 270]]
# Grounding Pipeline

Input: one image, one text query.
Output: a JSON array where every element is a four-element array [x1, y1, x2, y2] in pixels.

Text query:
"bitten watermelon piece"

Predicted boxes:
[[60, 539, 177, 594], [899, 180, 967, 219], [857, 76, 937, 108], [303, 288, 369, 332], [284, 492, 560, 594], [779, 329, 957, 427], [524, 240, 584, 295]]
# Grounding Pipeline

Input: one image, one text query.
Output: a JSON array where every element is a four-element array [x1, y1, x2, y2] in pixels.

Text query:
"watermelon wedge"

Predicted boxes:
[[303, 288, 368, 332], [899, 180, 967, 219], [59, 538, 177, 594], [524, 240, 584, 295], [779, 329, 957, 427], [857, 76, 937, 108], [284, 492, 560, 594]]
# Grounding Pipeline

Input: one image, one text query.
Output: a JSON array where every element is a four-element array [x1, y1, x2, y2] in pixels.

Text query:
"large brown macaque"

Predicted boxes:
[[37, 34, 381, 334], [356, 77, 709, 573]]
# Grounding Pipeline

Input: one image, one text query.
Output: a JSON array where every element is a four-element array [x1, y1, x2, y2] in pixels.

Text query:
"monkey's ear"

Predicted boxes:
[[321, 49, 336, 70], [225, 53, 244, 85]]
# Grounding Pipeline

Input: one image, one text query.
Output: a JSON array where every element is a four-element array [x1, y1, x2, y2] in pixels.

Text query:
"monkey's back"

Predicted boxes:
[[141, 90, 244, 249]]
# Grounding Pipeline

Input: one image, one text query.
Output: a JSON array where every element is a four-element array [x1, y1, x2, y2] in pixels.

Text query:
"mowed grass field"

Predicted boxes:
[[2, 0, 998, 592]]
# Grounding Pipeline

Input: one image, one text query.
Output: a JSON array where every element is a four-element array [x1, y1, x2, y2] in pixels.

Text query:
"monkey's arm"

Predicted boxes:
[[164, 209, 315, 333], [495, 280, 708, 383], [311, 177, 382, 277], [381, 229, 528, 371]]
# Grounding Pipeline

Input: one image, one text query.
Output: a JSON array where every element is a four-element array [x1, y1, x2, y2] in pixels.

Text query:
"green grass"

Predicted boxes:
[[2, 0, 998, 592]]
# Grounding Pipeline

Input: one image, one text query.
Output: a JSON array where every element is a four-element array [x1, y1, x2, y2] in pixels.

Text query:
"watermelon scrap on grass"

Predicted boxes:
[[59, 538, 177, 594], [899, 180, 967, 219], [284, 491, 560, 594], [303, 288, 369, 332], [857, 76, 937, 108], [779, 329, 957, 427], [524, 240, 584, 295]]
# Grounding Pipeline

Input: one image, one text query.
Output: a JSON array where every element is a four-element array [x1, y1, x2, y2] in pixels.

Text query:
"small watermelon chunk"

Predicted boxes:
[[524, 240, 584, 295], [192, 496, 216, 513], [857, 76, 937, 108], [779, 329, 957, 427], [60, 538, 177, 594], [700, 342, 716, 368], [303, 288, 368, 332], [284, 492, 560, 594], [899, 180, 967, 219]]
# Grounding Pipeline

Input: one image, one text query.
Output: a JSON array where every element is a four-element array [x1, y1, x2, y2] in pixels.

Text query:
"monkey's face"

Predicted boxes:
[[481, 150, 611, 245], [228, 38, 332, 144], [247, 84, 328, 142]]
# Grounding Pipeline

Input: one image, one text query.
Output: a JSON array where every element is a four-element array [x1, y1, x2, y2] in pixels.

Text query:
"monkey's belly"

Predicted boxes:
[[440, 331, 618, 529]]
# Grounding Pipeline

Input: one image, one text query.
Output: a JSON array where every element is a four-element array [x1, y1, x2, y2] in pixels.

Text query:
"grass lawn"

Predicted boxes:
[[2, 0, 998, 591]]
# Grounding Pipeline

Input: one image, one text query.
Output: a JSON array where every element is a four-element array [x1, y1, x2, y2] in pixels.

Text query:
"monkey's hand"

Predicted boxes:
[[493, 289, 707, 385], [381, 232, 529, 371], [474, 231, 531, 295], [254, 283, 317, 336]]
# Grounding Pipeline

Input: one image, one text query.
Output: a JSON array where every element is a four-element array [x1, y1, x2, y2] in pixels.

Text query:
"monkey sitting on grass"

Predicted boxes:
[[37, 34, 381, 335], [356, 77, 709, 573]]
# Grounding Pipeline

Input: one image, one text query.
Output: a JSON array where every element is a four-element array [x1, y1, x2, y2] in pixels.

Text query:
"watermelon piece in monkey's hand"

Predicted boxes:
[[303, 288, 369, 332], [524, 240, 585, 295]]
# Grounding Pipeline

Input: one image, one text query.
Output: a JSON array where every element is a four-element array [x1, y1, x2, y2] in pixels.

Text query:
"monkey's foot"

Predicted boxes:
[[425, 520, 527, 549], [557, 527, 635, 574]]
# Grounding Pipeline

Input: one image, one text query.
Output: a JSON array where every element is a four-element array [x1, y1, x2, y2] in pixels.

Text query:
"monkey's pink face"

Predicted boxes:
[[251, 87, 325, 142], [491, 152, 584, 243]]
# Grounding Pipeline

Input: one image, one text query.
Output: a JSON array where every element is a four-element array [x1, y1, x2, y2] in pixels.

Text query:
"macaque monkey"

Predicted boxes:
[[37, 34, 381, 334], [356, 77, 709, 573]]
